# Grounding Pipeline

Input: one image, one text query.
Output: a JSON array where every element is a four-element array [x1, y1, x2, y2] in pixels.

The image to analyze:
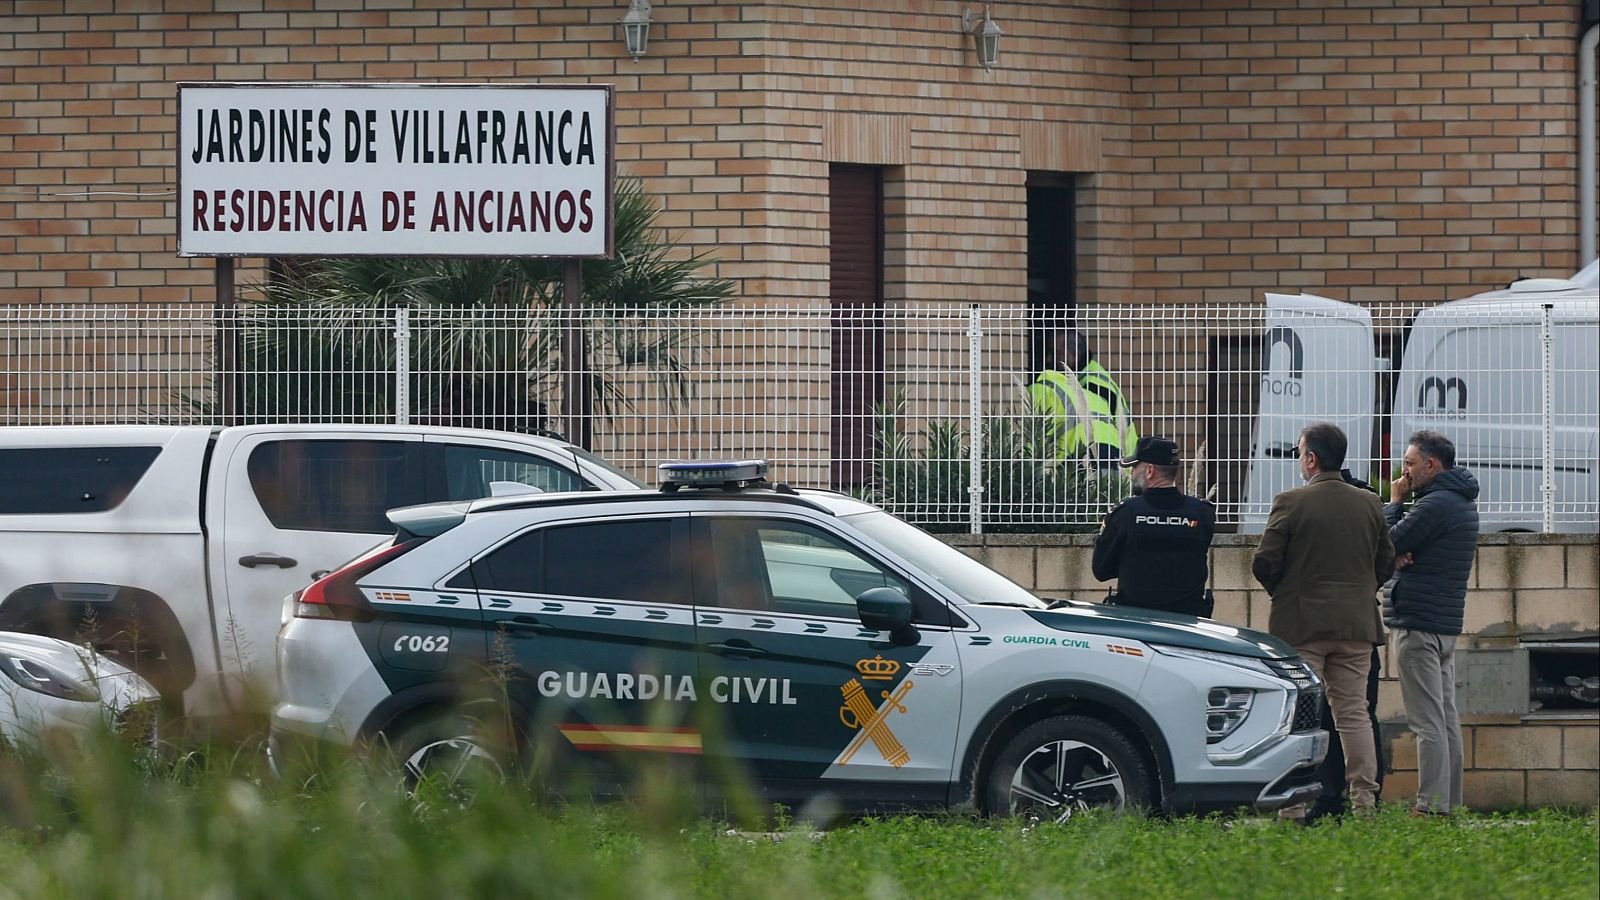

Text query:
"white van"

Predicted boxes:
[[1391, 273, 1598, 531], [1242, 264, 1598, 533]]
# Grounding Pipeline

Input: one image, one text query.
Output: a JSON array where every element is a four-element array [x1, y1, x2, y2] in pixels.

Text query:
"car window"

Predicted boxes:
[[247, 440, 422, 533], [0, 446, 161, 514], [474, 529, 543, 594], [441, 445, 582, 499], [704, 517, 914, 618], [475, 518, 683, 605]]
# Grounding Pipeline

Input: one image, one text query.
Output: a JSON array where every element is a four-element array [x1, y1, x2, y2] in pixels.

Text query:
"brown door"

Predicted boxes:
[[829, 165, 884, 488]]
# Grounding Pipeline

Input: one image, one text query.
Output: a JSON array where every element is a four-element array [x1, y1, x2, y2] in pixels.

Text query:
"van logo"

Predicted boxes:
[[1261, 326, 1304, 397], [1418, 376, 1468, 418]]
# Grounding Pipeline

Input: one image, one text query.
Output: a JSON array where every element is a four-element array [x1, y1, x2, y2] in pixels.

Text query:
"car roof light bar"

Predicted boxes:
[[657, 459, 769, 492]]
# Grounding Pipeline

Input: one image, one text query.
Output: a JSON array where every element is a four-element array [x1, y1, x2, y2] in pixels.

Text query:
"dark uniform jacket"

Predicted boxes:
[[1383, 466, 1480, 636], [1252, 471, 1397, 647], [1091, 486, 1215, 616]]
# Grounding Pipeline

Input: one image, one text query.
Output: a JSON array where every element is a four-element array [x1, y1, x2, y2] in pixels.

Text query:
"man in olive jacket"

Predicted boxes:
[[1252, 422, 1397, 817]]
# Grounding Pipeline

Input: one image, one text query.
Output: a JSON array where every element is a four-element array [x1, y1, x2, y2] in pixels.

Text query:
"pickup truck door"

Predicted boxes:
[[210, 431, 426, 706]]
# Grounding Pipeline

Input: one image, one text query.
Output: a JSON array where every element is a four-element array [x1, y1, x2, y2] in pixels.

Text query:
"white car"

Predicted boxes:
[[0, 631, 162, 751], [272, 461, 1328, 817]]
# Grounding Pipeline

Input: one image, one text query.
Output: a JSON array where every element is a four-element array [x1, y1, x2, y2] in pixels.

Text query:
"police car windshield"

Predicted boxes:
[[843, 510, 1048, 609]]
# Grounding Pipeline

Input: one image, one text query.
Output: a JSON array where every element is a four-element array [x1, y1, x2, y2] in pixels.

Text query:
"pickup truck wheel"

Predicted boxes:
[[984, 715, 1152, 820], [388, 714, 506, 809]]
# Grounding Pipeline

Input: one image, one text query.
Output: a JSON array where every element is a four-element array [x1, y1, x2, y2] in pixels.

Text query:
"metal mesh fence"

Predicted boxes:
[[2, 300, 1594, 533]]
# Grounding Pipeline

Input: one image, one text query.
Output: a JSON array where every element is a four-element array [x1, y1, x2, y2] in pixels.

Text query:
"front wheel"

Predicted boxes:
[[984, 715, 1153, 820]]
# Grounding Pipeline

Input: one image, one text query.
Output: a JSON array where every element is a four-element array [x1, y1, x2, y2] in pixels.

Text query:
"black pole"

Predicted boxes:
[[215, 258, 237, 425], [561, 259, 590, 448]]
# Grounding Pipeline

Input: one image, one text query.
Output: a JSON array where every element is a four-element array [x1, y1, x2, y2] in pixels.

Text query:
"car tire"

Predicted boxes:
[[386, 712, 507, 807], [984, 714, 1153, 820]]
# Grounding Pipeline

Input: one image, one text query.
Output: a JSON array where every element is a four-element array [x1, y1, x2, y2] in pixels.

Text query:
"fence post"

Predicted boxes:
[[968, 305, 984, 534], [1540, 302, 1554, 533], [394, 305, 411, 426]]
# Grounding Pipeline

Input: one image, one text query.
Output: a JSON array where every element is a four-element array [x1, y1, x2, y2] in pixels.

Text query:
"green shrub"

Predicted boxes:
[[856, 391, 1125, 533]]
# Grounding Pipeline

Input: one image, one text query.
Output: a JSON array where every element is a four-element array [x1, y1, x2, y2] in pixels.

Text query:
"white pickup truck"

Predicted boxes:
[[0, 424, 641, 717]]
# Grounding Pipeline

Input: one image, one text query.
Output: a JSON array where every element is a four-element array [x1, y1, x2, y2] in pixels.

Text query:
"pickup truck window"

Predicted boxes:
[[248, 440, 423, 533], [442, 445, 582, 499], [0, 446, 161, 513]]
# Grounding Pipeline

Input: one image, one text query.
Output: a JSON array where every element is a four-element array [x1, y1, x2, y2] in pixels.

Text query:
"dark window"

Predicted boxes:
[[247, 440, 422, 533], [475, 530, 543, 594], [441, 445, 582, 500], [545, 519, 676, 603], [829, 163, 885, 489], [475, 518, 681, 605], [0, 446, 161, 514], [1206, 335, 1260, 529], [1026, 173, 1078, 377]]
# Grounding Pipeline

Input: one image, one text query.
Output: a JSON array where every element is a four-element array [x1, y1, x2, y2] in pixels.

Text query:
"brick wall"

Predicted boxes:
[[2, 1, 1590, 310], [1121, 0, 1594, 304], [945, 531, 1600, 809]]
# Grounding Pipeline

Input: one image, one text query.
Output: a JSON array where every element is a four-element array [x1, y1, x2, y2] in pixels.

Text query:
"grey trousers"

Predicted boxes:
[[1394, 628, 1465, 813]]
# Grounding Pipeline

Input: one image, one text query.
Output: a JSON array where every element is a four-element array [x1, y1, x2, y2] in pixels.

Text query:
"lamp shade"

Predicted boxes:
[[621, 0, 651, 59], [975, 10, 1002, 68]]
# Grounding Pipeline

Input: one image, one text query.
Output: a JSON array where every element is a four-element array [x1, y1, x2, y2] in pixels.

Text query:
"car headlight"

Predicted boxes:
[[0, 655, 99, 701], [1205, 687, 1255, 743]]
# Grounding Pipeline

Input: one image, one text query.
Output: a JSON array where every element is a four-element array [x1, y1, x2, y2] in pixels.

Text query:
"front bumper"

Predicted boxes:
[[1165, 727, 1329, 815]]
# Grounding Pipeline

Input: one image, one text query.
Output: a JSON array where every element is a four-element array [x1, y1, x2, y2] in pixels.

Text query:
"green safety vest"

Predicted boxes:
[[1028, 360, 1139, 465]]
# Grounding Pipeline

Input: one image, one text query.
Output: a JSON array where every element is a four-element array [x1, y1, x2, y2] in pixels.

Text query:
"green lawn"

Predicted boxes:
[[1, 737, 1595, 899]]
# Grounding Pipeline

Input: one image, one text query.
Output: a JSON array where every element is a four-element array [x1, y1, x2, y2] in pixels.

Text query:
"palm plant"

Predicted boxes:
[[223, 177, 734, 434]]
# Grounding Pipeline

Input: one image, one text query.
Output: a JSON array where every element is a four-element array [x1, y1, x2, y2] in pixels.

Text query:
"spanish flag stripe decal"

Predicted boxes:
[[557, 724, 703, 754]]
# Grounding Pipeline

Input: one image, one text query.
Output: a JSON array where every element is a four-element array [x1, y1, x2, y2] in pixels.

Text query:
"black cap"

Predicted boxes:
[[1120, 436, 1181, 467]]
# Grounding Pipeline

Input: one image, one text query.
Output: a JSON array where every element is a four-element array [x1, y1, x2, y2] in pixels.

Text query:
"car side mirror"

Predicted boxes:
[[856, 587, 919, 645]]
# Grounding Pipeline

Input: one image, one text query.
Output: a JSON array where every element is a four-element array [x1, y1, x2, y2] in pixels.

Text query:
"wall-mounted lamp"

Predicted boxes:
[[961, 5, 1003, 69], [621, 0, 652, 60]]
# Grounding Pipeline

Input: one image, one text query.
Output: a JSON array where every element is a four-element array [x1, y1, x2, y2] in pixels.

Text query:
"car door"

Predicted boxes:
[[467, 513, 700, 791], [690, 513, 962, 804], [213, 432, 425, 701]]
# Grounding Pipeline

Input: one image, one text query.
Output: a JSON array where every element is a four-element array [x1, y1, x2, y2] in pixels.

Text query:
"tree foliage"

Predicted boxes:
[[224, 177, 734, 431]]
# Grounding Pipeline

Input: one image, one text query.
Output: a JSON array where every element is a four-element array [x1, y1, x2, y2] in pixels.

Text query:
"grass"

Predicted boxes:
[[0, 729, 1596, 900]]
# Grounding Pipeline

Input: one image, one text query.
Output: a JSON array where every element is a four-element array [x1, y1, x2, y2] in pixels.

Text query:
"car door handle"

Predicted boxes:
[[504, 616, 554, 635], [707, 641, 768, 659], [238, 553, 298, 569]]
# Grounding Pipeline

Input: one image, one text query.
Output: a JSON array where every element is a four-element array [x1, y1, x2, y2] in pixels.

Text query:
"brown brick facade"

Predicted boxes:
[[0, 1, 1593, 307]]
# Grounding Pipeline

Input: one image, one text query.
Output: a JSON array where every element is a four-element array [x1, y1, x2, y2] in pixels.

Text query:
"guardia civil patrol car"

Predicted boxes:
[[270, 462, 1328, 817]]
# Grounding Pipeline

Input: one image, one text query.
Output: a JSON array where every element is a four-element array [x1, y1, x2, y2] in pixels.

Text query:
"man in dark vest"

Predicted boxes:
[[1091, 436, 1216, 617], [1386, 429, 1480, 817]]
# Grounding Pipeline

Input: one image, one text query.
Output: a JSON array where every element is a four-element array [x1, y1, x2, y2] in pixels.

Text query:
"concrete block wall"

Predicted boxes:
[[945, 531, 1600, 809]]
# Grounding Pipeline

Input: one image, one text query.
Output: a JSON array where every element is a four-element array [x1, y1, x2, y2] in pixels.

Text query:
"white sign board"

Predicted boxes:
[[178, 83, 613, 257]]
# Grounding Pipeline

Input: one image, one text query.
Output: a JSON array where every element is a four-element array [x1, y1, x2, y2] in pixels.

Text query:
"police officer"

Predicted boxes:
[[1090, 436, 1216, 616], [1028, 328, 1138, 469]]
